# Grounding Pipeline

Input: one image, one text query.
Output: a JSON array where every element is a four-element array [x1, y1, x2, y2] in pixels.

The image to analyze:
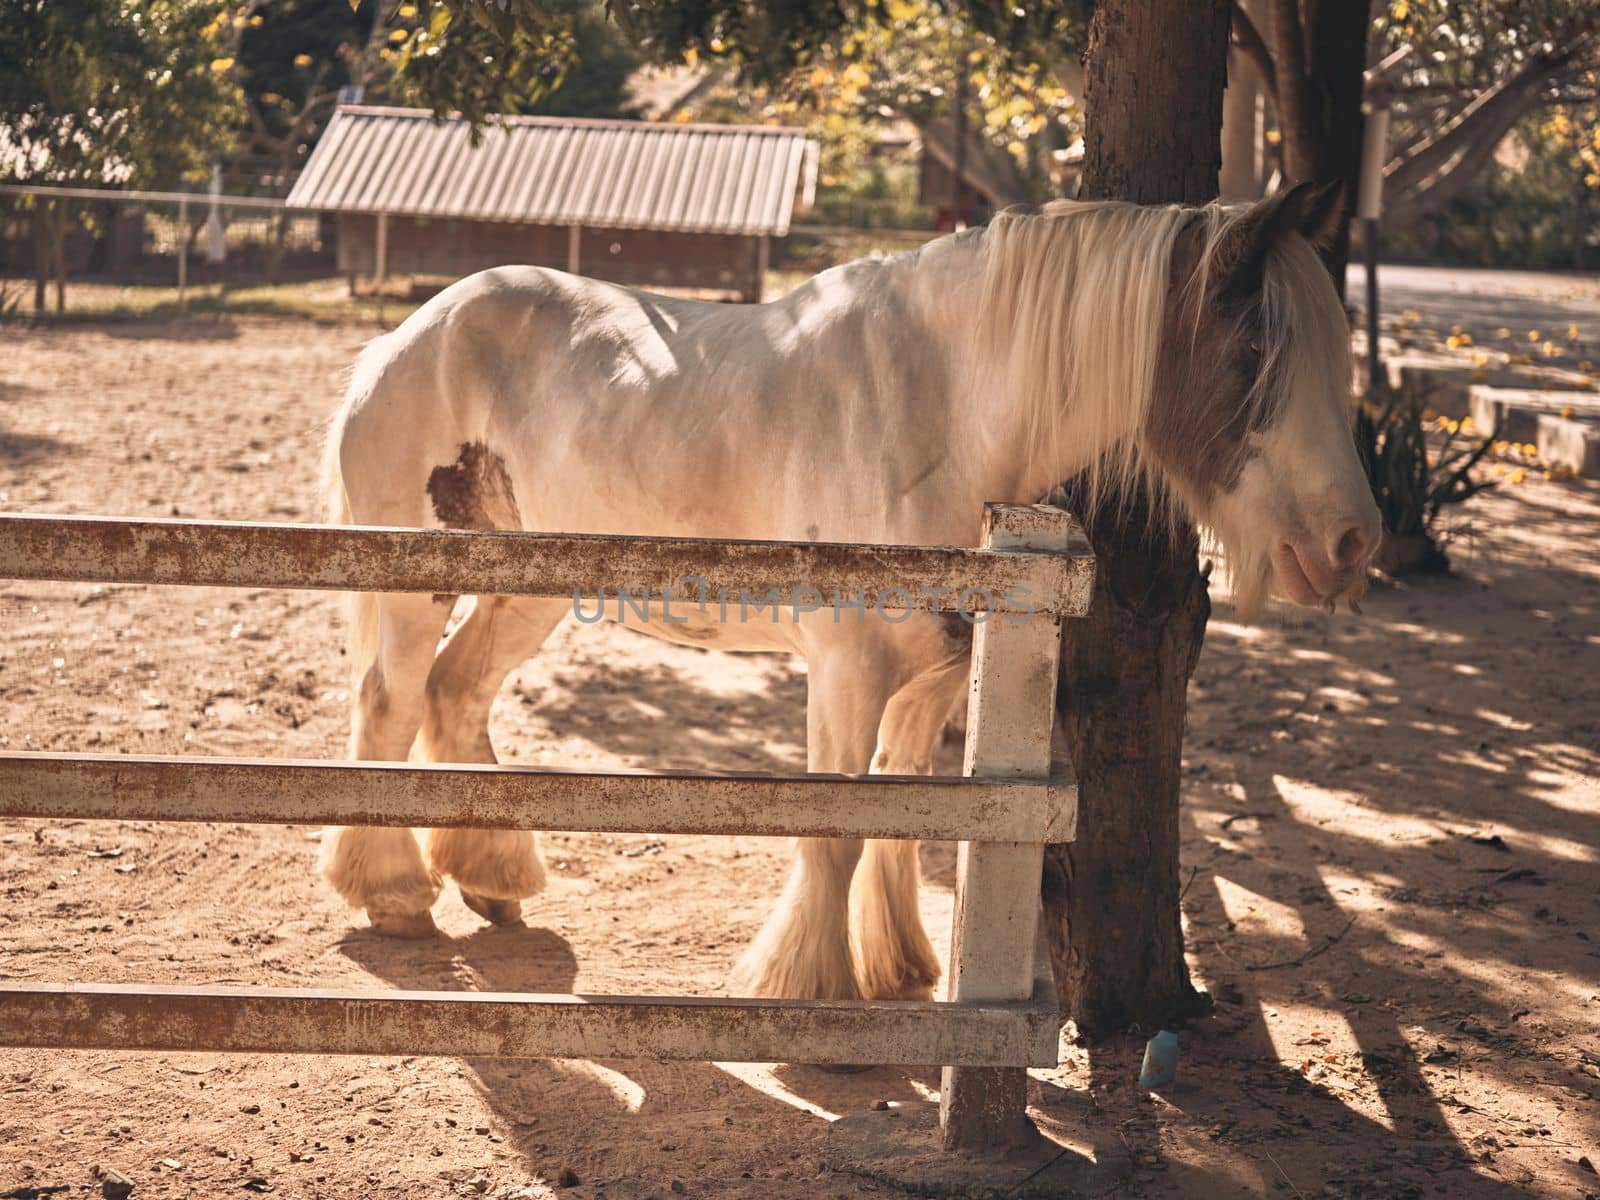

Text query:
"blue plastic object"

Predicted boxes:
[[1138, 1030, 1179, 1090]]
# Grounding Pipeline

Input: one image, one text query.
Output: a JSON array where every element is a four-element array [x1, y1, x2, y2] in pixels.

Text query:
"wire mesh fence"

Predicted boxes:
[[0, 185, 337, 315]]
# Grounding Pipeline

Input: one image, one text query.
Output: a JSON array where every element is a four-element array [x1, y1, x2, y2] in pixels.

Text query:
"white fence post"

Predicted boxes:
[[940, 503, 1075, 1151], [177, 197, 188, 308]]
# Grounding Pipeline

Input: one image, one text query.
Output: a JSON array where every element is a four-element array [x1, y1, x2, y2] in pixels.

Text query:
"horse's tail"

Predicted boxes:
[[322, 337, 390, 685]]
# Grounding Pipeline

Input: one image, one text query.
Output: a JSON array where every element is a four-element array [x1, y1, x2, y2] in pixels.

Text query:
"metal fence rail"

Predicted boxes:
[[0, 976, 1060, 1067], [0, 752, 1077, 843], [0, 513, 1095, 618], [0, 501, 1091, 1155]]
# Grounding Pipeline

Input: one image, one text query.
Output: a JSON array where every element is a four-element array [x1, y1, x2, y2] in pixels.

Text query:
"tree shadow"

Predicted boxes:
[[0, 423, 70, 469], [95, 315, 242, 341], [1138, 491, 1600, 1196], [531, 653, 808, 772], [340, 917, 874, 1196]]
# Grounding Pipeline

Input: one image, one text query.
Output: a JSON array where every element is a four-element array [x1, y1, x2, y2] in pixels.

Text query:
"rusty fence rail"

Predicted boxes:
[[0, 513, 1095, 617], [0, 503, 1091, 1155]]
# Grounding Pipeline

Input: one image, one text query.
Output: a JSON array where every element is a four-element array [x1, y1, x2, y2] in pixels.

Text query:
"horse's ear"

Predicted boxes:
[[1294, 180, 1346, 248], [1210, 181, 1334, 303]]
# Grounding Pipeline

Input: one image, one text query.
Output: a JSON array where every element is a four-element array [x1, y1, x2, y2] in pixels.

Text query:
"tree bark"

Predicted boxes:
[[1302, 0, 1370, 294], [1260, 0, 1370, 295], [1042, 0, 1228, 1038]]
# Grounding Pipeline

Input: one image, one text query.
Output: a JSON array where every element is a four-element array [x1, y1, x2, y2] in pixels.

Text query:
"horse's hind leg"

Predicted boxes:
[[321, 591, 454, 937], [416, 595, 568, 925], [733, 644, 896, 1001], [851, 658, 968, 1001]]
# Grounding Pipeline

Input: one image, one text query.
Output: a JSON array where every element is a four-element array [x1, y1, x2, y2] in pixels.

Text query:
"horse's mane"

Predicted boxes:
[[976, 199, 1196, 527], [973, 198, 1344, 543]]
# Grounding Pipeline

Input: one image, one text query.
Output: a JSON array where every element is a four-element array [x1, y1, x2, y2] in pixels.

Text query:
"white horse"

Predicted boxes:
[[319, 183, 1380, 1002]]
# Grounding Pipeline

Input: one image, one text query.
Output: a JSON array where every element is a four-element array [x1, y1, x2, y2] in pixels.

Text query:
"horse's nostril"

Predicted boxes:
[[1333, 523, 1369, 570]]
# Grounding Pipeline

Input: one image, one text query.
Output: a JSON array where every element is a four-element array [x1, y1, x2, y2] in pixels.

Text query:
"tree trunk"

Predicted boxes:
[[1267, 0, 1371, 297], [1042, 0, 1228, 1038], [1220, 22, 1265, 202], [1302, 0, 1371, 296]]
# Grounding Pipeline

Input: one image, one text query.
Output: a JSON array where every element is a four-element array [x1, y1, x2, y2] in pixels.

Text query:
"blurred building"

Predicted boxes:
[[287, 106, 817, 301]]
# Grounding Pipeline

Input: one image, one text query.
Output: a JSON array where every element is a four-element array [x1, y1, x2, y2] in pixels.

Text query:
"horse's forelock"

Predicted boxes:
[[1146, 210, 1349, 509]]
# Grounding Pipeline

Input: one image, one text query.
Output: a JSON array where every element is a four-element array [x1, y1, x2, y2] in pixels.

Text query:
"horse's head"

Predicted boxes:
[[1145, 183, 1381, 617]]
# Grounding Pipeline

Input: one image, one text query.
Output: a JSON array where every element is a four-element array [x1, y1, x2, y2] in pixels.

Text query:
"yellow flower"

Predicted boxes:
[[1508, 468, 1527, 485], [1496, 327, 1511, 339], [1529, 330, 1541, 342], [1459, 416, 1476, 433], [1457, 332, 1472, 346], [388, 27, 407, 42], [293, 53, 312, 68], [1521, 443, 1538, 458], [249, 13, 263, 25], [1568, 322, 1580, 342], [209, 56, 234, 72], [1446, 335, 1462, 349], [1492, 440, 1510, 454], [398, 3, 417, 16], [1562, 405, 1576, 418]]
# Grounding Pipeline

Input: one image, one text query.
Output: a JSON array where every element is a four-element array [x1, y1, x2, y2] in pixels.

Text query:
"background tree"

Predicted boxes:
[[1228, 0, 1372, 289], [222, 0, 641, 196], [1227, 0, 1600, 277], [1368, 0, 1599, 229], [0, 0, 242, 311]]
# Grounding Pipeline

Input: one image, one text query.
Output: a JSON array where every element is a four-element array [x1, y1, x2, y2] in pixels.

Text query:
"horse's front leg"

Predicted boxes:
[[732, 637, 896, 1001]]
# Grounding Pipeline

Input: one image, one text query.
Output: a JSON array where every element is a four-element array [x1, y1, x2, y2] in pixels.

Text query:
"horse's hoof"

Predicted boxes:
[[367, 908, 440, 939], [460, 889, 524, 926]]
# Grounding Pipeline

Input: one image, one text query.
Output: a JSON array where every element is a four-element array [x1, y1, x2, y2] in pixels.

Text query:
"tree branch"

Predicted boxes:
[[1384, 38, 1588, 197], [1383, 103, 1518, 226]]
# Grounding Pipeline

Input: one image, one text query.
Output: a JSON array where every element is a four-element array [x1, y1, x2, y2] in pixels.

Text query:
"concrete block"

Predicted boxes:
[[1537, 413, 1600, 479], [1469, 387, 1600, 443]]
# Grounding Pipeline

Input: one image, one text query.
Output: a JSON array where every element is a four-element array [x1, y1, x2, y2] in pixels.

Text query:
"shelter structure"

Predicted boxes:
[[286, 106, 817, 302]]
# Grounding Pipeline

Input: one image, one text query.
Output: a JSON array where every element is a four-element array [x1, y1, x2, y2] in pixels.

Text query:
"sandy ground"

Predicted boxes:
[[1, 315, 1597, 1200]]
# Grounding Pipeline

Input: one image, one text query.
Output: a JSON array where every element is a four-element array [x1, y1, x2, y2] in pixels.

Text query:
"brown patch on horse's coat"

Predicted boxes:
[[427, 442, 522, 531], [1143, 215, 1280, 504]]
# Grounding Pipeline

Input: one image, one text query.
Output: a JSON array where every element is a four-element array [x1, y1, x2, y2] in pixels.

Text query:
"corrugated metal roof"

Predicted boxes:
[[286, 106, 817, 236]]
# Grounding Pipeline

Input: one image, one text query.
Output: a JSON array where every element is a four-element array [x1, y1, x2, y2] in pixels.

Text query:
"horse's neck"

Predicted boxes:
[[893, 222, 1150, 506]]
